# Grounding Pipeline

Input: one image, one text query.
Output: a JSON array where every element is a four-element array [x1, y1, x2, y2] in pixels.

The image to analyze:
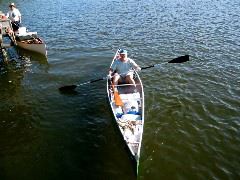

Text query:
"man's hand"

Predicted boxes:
[[136, 67, 141, 72]]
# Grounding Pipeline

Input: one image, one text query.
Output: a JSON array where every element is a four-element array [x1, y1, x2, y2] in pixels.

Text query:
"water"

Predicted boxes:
[[0, 0, 239, 179]]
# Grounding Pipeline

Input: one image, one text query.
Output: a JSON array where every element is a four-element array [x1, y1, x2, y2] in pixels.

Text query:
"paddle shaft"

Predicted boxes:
[[76, 77, 105, 86], [88, 78, 104, 84], [141, 65, 154, 70]]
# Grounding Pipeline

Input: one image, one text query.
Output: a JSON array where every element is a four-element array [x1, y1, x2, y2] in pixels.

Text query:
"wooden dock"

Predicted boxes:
[[0, 18, 17, 62]]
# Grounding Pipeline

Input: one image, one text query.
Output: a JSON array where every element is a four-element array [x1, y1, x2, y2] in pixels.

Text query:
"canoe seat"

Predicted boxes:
[[127, 141, 140, 146], [119, 92, 141, 101], [120, 114, 141, 121], [114, 83, 141, 87]]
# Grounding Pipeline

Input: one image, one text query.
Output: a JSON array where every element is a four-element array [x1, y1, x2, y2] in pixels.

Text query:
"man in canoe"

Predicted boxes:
[[108, 49, 141, 87], [6, 3, 22, 31]]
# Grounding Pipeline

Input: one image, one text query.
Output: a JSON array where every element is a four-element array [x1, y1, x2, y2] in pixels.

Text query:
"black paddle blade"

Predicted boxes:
[[59, 85, 77, 91], [168, 55, 189, 63]]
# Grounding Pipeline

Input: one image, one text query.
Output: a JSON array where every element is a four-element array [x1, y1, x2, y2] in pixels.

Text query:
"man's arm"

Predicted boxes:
[[129, 58, 141, 71]]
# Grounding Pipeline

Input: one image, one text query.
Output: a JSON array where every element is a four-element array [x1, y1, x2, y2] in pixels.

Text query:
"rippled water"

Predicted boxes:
[[0, 0, 239, 179]]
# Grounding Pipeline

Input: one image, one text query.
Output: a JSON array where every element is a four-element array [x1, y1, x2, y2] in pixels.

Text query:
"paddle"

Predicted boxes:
[[141, 55, 189, 70], [59, 55, 190, 91]]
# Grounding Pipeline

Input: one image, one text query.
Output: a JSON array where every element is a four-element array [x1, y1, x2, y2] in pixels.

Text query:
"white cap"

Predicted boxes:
[[9, 3, 16, 7]]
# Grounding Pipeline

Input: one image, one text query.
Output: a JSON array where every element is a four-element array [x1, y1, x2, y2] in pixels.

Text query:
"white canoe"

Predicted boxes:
[[16, 39, 47, 56], [16, 36, 47, 56], [15, 28, 47, 56], [107, 50, 145, 175]]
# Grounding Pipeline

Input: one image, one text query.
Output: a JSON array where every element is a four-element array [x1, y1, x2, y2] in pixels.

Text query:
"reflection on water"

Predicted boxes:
[[17, 48, 48, 65]]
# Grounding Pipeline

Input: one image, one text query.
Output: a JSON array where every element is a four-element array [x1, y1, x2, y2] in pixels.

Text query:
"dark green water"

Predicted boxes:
[[0, 0, 239, 179]]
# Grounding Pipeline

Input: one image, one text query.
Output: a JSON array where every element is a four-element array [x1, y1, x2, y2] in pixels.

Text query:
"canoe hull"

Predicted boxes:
[[16, 40, 47, 56]]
